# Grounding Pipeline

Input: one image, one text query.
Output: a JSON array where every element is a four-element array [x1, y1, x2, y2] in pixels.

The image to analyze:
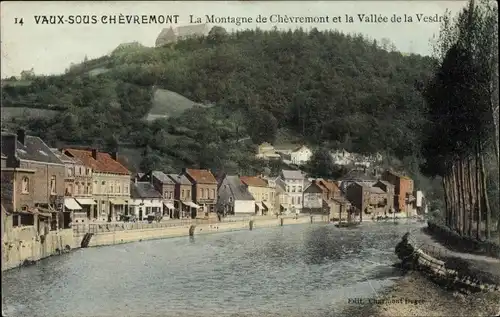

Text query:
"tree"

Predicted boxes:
[[305, 148, 335, 178], [423, 0, 498, 241]]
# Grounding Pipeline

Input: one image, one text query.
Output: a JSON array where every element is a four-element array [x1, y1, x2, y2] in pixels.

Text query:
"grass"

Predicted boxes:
[[146, 88, 209, 121], [0, 107, 60, 121]]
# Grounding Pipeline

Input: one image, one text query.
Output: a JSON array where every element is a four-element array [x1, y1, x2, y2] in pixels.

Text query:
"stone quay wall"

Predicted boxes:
[[77, 215, 329, 248], [2, 228, 75, 271]]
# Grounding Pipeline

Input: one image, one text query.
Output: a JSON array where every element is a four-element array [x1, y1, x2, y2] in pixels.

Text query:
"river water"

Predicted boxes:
[[2, 222, 421, 317]]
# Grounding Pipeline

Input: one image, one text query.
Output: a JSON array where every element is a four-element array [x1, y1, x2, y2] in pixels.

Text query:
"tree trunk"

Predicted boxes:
[[450, 163, 457, 231], [476, 145, 482, 240], [454, 161, 462, 234], [479, 152, 491, 239], [459, 159, 467, 235], [443, 175, 450, 227], [467, 157, 474, 237]]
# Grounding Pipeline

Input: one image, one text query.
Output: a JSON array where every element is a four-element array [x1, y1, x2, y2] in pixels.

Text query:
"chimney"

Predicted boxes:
[[2, 134, 17, 160], [17, 129, 26, 146], [111, 151, 117, 161], [92, 149, 98, 160]]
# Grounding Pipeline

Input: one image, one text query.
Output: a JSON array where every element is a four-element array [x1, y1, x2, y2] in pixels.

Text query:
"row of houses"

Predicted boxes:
[[2, 130, 423, 237], [256, 143, 383, 168]]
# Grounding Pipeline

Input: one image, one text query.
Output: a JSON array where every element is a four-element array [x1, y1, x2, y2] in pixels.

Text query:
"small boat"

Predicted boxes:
[[335, 222, 360, 228]]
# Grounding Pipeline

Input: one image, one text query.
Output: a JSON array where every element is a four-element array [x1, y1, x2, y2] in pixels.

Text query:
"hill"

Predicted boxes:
[[1, 28, 435, 177]]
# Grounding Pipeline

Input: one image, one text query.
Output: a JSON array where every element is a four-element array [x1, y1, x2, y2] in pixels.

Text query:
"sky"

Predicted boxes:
[[1, 1, 469, 78]]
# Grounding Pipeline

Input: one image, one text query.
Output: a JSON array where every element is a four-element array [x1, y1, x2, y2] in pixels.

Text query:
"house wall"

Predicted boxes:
[[291, 148, 312, 165], [19, 161, 65, 205], [92, 173, 130, 221], [66, 163, 93, 198], [345, 183, 363, 212], [234, 200, 255, 215], [1, 169, 36, 212], [193, 183, 217, 213], [281, 178, 305, 212], [1, 157, 6, 168]]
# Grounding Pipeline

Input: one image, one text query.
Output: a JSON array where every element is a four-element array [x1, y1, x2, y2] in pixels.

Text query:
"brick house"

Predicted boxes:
[[167, 173, 194, 219], [381, 170, 415, 214], [183, 168, 217, 217], [1, 130, 65, 229], [64, 148, 131, 222], [140, 171, 176, 218], [345, 181, 390, 220], [51, 148, 94, 224]]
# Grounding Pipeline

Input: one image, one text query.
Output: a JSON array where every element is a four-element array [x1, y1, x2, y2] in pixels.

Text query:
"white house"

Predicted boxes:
[[330, 149, 353, 166], [129, 180, 163, 221], [291, 145, 312, 166], [277, 170, 307, 214], [217, 175, 255, 215]]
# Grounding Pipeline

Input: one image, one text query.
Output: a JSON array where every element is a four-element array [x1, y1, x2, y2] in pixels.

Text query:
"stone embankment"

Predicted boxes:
[[76, 215, 328, 248], [2, 228, 75, 271]]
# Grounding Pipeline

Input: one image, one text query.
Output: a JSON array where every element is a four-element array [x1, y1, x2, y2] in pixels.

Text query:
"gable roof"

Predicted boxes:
[[50, 148, 82, 165], [131, 181, 163, 199], [318, 179, 339, 193], [185, 168, 217, 184], [281, 169, 305, 180], [167, 173, 192, 185], [292, 145, 310, 153], [151, 171, 175, 184], [1, 133, 64, 165], [366, 186, 386, 194], [225, 176, 255, 201], [240, 176, 268, 187], [63, 149, 130, 175]]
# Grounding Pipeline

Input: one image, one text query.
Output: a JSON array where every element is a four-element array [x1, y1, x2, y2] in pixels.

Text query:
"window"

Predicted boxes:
[[50, 176, 56, 194], [187, 190, 191, 198], [22, 177, 29, 194], [88, 184, 92, 194], [67, 167, 73, 177], [75, 183, 79, 194], [182, 190, 185, 198], [110, 183, 114, 193], [298, 197, 301, 205], [291, 197, 295, 204], [79, 167, 82, 175], [229, 196, 233, 203], [124, 185, 128, 194], [298, 186, 302, 192], [292, 186, 296, 193], [211, 189, 215, 199], [84, 184, 88, 194], [117, 184, 121, 193], [86, 168, 90, 176], [68, 184, 73, 195]]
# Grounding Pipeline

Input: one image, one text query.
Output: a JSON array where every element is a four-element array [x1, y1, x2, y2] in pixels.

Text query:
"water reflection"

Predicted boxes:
[[2, 223, 418, 317]]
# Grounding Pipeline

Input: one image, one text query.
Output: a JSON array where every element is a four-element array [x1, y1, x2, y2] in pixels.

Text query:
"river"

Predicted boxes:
[[2, 222, 421, 317]]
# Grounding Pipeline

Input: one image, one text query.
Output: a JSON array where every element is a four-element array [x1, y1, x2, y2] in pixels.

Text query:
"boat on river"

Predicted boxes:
[[334, 221, 360, 228]]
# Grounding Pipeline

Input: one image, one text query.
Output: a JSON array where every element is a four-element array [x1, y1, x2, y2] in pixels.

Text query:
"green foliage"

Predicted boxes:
[[305, 148, 345, 179], [2, 28, 435, 175]]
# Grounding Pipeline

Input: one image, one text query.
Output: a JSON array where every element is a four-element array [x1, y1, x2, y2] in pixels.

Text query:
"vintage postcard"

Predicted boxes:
[[1, 1, 499, 317]]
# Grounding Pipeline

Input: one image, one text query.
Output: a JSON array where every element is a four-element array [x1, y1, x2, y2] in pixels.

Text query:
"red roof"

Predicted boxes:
[[240, 176, 268, 187], [318, 179, 340, 193], [185, 168, 217, 184], [63, 149, 130, 175]]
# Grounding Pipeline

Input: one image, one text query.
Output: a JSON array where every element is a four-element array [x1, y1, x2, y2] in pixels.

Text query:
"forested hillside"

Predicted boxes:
[[2, 28, 435, 176]]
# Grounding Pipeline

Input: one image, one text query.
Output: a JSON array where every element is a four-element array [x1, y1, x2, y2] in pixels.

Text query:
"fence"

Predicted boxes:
[[72, 218, 216, 235]]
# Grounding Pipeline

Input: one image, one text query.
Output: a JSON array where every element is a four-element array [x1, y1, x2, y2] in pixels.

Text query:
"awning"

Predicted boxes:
[[163, 202, 175, 209], [187, 202, 200, 209], [76, 198, 96, 205], [64, 198, 82, 210], [280, 204, 289, 209], [261, 202, 269, 210], [255, 202, 264, 210], [110, 198, 127, 205]]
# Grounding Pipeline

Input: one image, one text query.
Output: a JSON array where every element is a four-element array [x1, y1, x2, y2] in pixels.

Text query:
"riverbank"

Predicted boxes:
[[2, 215, 329, 271], [345, 271, 500, 317], [81, 215, 328, 248], [343, 227, 500, 317]]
